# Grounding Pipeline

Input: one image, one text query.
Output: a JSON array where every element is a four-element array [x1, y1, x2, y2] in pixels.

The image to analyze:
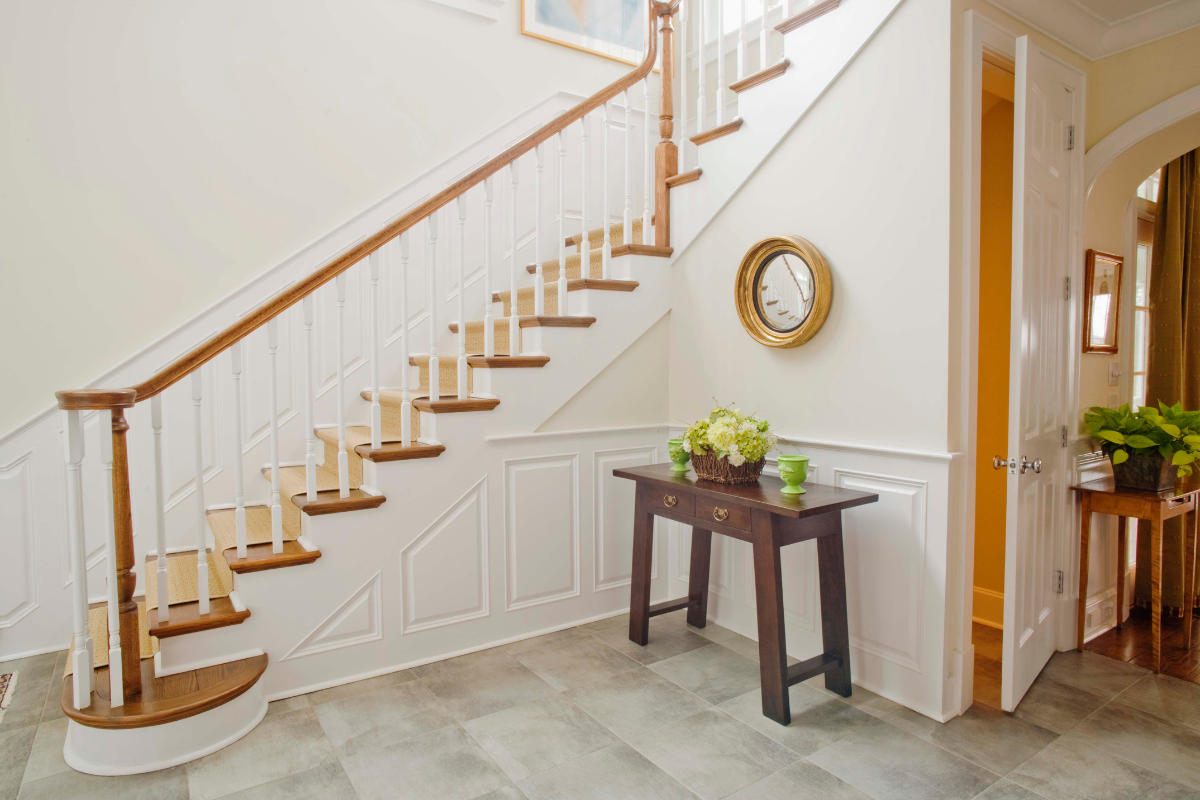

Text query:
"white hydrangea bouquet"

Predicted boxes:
[[682, 404, 777, 484]]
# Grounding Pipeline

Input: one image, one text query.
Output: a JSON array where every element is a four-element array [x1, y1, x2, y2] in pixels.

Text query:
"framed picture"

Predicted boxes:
[[1082, 249, 1123, 354], [521, 0, 649, 66]]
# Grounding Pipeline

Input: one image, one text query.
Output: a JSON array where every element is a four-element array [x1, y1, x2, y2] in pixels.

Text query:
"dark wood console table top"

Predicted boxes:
[[614, 463, 878, 725], [1072, 476, 1199, 673]]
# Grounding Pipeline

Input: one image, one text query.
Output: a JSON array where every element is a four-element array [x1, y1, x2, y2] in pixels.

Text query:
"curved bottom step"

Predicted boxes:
[[63, 672, 266, 776]]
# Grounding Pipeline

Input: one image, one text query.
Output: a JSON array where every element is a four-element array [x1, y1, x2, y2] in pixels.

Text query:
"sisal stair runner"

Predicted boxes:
[[494, 279, 638, 317], [523, 248, 605, 284], [565, 218, 643, 250], [66, 601, 157, 677]]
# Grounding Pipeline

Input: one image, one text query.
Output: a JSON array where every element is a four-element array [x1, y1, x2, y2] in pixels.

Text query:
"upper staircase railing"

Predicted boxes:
[[56, 1, 679, 714]]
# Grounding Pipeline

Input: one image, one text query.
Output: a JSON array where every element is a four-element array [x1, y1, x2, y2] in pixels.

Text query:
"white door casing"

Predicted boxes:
[[1001, 35, 1080, 712]]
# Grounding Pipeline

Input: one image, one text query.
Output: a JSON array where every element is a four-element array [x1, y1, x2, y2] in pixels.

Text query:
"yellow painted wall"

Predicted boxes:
[[973, 95, 1013, 628], [1086, 28, 1200, 150]]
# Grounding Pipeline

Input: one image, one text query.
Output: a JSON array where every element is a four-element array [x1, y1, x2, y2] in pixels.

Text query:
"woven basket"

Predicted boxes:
[[691, 453, 765, 484]]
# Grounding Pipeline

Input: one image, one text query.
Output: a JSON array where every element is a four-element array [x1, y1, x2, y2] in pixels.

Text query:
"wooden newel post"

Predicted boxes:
[[655, 7, 678, 249], [109, 407, 143, 700]]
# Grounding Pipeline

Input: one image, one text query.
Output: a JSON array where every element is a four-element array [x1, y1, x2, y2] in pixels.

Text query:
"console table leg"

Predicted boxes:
[[817, 522, 853, 697], [628, 487, 655, 647], [1185, 507, 1197, 648], [751, 511, 790, 725], [687, 528, 712, 628]]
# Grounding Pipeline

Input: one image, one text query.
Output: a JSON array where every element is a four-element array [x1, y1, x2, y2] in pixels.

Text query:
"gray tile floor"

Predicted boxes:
[[5, 611, 1200, 799]]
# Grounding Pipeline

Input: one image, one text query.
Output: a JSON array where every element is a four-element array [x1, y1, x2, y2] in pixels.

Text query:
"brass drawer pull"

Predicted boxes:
[[664, 495, 678, 508], [713, 507, 729, 522]]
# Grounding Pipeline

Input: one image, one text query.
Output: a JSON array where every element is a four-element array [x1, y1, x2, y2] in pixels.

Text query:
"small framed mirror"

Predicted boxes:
[[735, 236, 832, 348], [1082, 249, 1123, 354]]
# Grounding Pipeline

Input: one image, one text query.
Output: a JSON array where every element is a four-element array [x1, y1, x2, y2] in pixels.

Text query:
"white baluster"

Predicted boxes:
[[335, 274, 349, 497], [579, 116, 591, 277], [191, 371, 209, 616], [268, 318, 283, 553], [643, 78, 653, 241], [717, 0, 726, 125], [456, 195, 468, 399], [149, 395, 171, 622], [228, 345, 247, 559], [623, 90, 633, 247], [369, 251, 382, 450], [601, 101, 611, 279], [738, 0, 746, 80], [303, 297, 317, 500], [761, 0, 770, 71], [508, 162, 520, 354], [557, 131, 568, 315], [63, 409, 93, 709], [399, 233, 414, 446], [698, 0, 707, 134], [427, 212, 441, 400], [681, 0, 690, 150], [483, 180, 495, 357], [534, 144, 545, 316], [98, 410, 123, 707]]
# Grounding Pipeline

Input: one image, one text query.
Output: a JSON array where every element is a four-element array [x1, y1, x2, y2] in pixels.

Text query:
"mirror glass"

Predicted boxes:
[[1086, 255, 1121, 350], [753, 251, 817, 333]]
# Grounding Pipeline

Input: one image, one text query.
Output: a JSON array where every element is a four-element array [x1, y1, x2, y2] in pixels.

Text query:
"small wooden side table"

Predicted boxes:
[[614, 463, 878, 725], [1073, 476, 1200, 672]]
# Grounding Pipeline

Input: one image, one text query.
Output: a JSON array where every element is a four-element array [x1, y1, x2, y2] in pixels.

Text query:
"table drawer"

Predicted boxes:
[[696, 499, 751, 531], [1167, 493, 1197, 515], [648, 489, 694, 516]]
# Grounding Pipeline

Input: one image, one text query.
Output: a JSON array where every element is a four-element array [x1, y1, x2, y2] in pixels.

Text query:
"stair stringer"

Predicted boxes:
[[207, 257, 674, 700], [671, 0, 906, 260]]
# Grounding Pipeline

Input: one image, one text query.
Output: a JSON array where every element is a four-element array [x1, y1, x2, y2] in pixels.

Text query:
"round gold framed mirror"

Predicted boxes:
[[734, 235, 832, 348]]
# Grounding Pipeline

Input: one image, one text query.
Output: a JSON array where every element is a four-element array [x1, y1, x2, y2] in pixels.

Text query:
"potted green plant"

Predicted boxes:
[[681, 405, 777, 484], [1083, 402, 1200, 491]]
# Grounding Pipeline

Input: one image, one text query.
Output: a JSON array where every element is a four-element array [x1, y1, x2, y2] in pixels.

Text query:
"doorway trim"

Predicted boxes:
[[956, 8, 1088, 716]]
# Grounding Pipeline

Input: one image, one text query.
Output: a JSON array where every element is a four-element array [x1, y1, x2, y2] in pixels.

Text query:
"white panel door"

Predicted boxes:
[[1001, 36, 1078, 711]]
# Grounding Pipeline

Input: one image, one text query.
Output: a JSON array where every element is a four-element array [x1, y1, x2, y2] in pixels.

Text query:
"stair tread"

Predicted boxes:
[[467, 355, 550, 368], [449, 315, 596, 333], [665, 169, 702, 188], [776, 0, 839, 34], [566, 218, 644, 249], [62, 653, 268, 730], [293, 489, 386, 515], [690, 117, 743, 146], [148, 596, 250, 639], [729, 60, 789, 94], [355, 441, 447, 462], [413, 396, 501, 413], [226, 540, 322, 573]]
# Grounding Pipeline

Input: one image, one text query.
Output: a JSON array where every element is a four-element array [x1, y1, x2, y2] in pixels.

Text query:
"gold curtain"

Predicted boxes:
[[1135, 149, 1200, 611]]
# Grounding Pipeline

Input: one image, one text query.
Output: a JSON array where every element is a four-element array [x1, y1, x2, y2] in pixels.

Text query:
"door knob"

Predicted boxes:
[[1020, 457, 1042, 474], [992, 456, 1010, 470]]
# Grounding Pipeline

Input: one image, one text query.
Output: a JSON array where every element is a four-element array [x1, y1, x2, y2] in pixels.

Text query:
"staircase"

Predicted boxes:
[[49, 0, 884, 775]]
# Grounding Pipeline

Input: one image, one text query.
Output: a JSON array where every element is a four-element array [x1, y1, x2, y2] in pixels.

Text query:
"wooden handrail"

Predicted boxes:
[[56, 1, 669, 410]]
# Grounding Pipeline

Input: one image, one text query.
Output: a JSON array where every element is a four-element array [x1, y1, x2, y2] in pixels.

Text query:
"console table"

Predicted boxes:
[[1073, 476, 1199, 673], [614, 463, 878, 725]]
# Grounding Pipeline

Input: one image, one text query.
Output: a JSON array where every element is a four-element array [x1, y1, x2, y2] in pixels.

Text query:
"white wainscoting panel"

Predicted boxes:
[[504, 454, 580, 611], [593, 446, 658, 591], [284, 570, 384, 660], [401, 477, 490, 633], [0, 450, 36, 627], [834, 469, 928, 673]]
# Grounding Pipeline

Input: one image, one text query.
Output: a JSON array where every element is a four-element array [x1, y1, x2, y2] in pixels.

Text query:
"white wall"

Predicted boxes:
[[668, 0, 961, 720], [0, 0, 629, 436]]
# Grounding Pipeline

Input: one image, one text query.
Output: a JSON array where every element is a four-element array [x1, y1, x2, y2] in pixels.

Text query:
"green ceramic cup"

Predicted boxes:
[[777, 454, 809, 495], [668, 439, 690, 473]]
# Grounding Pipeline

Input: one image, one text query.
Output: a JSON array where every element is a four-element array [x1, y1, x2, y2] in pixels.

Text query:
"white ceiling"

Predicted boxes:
[[986, 0, 1200, 58]]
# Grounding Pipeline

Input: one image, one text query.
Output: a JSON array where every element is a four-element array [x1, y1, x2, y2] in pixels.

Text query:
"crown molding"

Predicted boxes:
[[984, 0, 1200, 59]]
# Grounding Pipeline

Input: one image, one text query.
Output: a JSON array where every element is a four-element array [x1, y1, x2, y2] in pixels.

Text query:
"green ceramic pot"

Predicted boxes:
[[777, 454, 809, 495], [668, 439, 690, 473]]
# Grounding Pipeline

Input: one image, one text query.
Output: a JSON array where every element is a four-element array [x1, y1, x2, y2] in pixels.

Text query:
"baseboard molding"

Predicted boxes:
[[972, 586, 1004, 629]]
